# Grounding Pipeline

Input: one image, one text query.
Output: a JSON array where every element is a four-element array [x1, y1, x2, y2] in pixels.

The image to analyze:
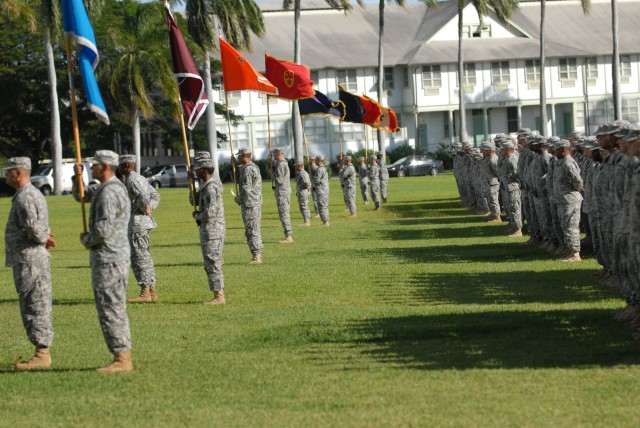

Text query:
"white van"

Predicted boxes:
[[30, 160, 93, 195]]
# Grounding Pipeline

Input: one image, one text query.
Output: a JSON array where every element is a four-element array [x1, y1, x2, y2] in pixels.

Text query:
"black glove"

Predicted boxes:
[[272, 185, 276, 191]]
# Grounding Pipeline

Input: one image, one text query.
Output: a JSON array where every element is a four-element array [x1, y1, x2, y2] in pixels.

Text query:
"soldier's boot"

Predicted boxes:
[[204, 290, 225, 305], [507, 229, 523, 238], [531, 237, 543, 247], [614, 304, 638, 322], [382, 198, 387, 203], [313, 214, 320, 218], [279, 235, 294, 244], [374, 206, 381, 211], [249, 253, 263, 265], [523, 236, 536, 246], [15, 346, 51, 371], [547, 241, 559, 253], [560, 251, 581, 262], [149, 287, 158, 302], [553, 245, 566, 256], [300, 219, 311, 227], [487, 216, 502, 223], [479, 211, 491, 216], [348, 213, 357, 219], [364, 200, 369, 205], [96, 350, 133, 373], [128, 286, 152, 303], [322, 221, 331, 227]]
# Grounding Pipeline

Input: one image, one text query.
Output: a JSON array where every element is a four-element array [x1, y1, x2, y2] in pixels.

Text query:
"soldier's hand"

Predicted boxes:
[[45, 234, 56, 250], [234, 195, 241, 205], [79, 232, 89, 248], [271, 185, 275, 191], [73, 163, 83, 176], [145, 205, 152, 216]]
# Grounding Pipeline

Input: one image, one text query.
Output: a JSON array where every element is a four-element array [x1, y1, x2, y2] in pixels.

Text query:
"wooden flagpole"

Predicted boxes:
[[225, 92, 238, 195], [177, 95, 197, 210], [364, 124, 369, 159], [65, 39, 88, 233], [267, 96, 274, 187]]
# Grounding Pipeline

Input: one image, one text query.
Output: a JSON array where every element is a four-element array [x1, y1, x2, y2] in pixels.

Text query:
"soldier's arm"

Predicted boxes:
[[569, 162, 584, 191], [148, 185, 160, 211], [19, 197, 49, 246], [274, 163, 288, 186], [81, 188, 122, 248]]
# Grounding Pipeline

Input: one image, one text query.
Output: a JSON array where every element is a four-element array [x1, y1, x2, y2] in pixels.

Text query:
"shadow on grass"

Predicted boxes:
[[341, 309, 640, 369], [386, 216, 482, 226], [0, 367, 98, 374], [52, 298, 95, 306]]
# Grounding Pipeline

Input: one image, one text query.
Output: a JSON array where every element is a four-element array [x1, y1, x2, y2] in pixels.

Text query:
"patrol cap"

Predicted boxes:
[[272, 148, 284, 156], [462, 141, 473, 149], [357, 156, 365, 161], [195, 151, 211, 160], [623, 129, 640, 142], [606, 120, 632, 134], [527, 135, 538, 145], [517, 128, 531, 135], [567, 131, 584, 139], [555, 139, 571, 149], [118, 154, 136, 165], [94, 150, 120, 166], [235, 148, 251, 156], [594, 124, 609, 136], [368, 154, 377, 161], [376, 151, 385, 157], [501, 141, 515, 150], [315, 154, 325, 161], [581, 136, 598, 149], [543, 139, 556, 149], [614, 127, 633, 138], [3, 157, 31, 170], [294, 160, 304, 166], [547, 136, 561, 143], [195, 158, 215, 170], [344, 155, 352, 161]]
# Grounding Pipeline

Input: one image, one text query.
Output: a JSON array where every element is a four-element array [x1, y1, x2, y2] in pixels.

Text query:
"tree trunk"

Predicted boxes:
[[291, 0, 304, 163], [203, 50, 219, 178], [376, 0, 385, 153], [43, 25, 63, 195], [457, 0, 468, 143], [132, 106, 141, 174], [539, 0, 548, 136], [611, 0, 621, 120]]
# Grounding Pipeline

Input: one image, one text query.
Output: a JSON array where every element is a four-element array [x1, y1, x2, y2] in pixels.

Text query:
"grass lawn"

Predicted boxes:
[[1, 174, 639, 427]]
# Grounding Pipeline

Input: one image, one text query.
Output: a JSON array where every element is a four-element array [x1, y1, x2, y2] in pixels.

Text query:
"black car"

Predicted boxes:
[[387, 155, 444, 177]]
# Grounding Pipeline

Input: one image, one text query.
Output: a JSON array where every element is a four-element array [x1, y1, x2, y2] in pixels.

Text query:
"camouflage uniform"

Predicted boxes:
[[368, 160, 381, 209], [500, 150, 522, 230], [273, 158, 292, 238], [553, 153, 583, 253], [357, 160, 370, 203], [313, 161, 330, 223], [310, 162, 319, 216], [340, 161, 357, 215], [6, 183, 54, 348], [483, 152, 501, 218], [194, 177, 225, 291], [74, 175, 132, 355], [295, 167, 312, 221], [125, 171, 160, 289], [378, 153, 389, 203], [236, 161, 263, 256]]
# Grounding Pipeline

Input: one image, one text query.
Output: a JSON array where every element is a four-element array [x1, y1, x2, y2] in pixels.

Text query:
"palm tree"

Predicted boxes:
[[107, 0, 177, 173], [458, 0, 518, 144], [0, 0, 36, 31], [184, 0, 265, 176]]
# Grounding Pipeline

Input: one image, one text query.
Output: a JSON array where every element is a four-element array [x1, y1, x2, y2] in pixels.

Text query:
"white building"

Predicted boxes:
[[143, 0, 640, 165]]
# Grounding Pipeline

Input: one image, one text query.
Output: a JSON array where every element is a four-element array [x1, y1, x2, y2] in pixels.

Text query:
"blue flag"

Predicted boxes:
[[299, 90, 345, 119], [62, 0, 109, 125]]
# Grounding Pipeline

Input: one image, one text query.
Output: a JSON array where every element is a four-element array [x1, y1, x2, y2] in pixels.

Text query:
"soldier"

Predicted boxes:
[[192, 158, 226, 305], [480, 142, 501, 222], [73, 150, 133, 373], [5, 157, 56, 370], [234, 148, 263, 264], [553, 140, 583, 261], [500, 141, 523, 237], [309, 157, 320, 218], [368, 155, 381, 210], [313, 154, 330, 226], [531, 136, 555, 250], [357, 157, 370, 205], [118, 155, 160, 303], [377, 151, 389, 203], [272, 148, 293, 243], [294, 161, 312, 226], [340, 155, 357, 218]]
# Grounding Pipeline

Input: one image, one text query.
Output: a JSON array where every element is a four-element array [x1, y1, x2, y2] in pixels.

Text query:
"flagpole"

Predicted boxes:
[[65, 39, 88, 234], [267, 96, 274, 187], [339, 120, 343, 167], [302, 122, 311, 175], [225, 92, 238, 195], [364, 125, 369, 159], [177, 95, 197, 211]]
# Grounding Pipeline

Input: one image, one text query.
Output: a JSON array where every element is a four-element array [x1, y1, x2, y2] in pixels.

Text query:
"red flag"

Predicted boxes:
[[264, 54, 314, 100], [360, 95, 382, 126], [377, 106, 399, 133], [166, 5, 208, 130], [220, 38, 277, 95], [388, 107, 399, 133]]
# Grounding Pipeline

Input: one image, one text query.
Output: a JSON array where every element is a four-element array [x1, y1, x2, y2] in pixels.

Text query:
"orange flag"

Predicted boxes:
[[219, 37, 277, 95], [264, 54, 314, 100], [360, 95, 382, 126], [377, 106, 399, 133]]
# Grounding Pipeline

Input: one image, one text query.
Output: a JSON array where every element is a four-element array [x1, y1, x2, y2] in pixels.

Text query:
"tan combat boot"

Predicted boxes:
[[204, 290, 225, 305], [348, 213, 357, 219], [249, 253, 263, 264], [560, 251, 581, 262], [128, 286, 152, 303], [279, 235, 294, 244], [321, 221, 330, 227], [487, 216, 502, 223], [508, 229, 523, 238], [15, 346, 51, 371], [97, 350, 133, 373], [149, 287, 158, 302], [300, 219, 311, 227]]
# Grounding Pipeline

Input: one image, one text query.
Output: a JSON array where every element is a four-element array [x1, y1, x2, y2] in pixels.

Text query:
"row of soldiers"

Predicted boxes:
[[453, 121, 640, 335]]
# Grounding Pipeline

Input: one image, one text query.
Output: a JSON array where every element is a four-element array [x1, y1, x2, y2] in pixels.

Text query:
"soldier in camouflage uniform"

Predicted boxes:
[[552, 140, 583, 261], [313, 154, 330, 226], [73, 150, 133, 373], [377, 151, 389, 203], [480, 142, 501, 222], [368, 155, 381, 210], [234, 148, 264, 264], [192, 158, 226, 305], [118, 155, 160, 303], [309, 157, 320, 217], [357, 157, 370, 205], [272, 148, 293, 243], [500, 141, 523, 237], [294, 161, 311, 226], [5, 157, 56, 370], [340, 155, 357, 218]]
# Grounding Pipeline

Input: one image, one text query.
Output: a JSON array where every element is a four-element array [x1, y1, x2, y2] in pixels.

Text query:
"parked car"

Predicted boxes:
[[30, 160, 93, 195], [143, 164, 190, 188], [387, 156, 444, 177]]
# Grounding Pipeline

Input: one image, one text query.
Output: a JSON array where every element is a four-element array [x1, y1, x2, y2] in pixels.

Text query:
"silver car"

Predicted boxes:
[[143, 164, 190, 188]]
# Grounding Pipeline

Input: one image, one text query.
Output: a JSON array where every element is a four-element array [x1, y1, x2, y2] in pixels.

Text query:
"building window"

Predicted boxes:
[[559, 58, 577, 80], [403, 67, 409, 88], [525, 60, 540, 83], [462, 63, 476, 86], [491, 61, 510, 84], [258, 93, 278, 105], [217, 123, 249, 149], [462, 24, 491, 38], [303, 117, 327, 145], [224, 90, 241, 107], [255, 120, 288, 148], [622, 98, 639, 123], [384, 67, 394, 90], [337, 69, 357, 92], [507, 107, 518, 133], [586, 57, 598, 80], [310, 70, 319, 89], [336, 122, 364, 143], [422, 65, 441, 88], [620, 55, 632, 78]]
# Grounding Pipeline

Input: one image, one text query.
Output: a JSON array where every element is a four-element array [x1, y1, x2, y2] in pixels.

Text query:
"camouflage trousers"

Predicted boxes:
[[201, 238, 224, 292], [534, 196, 553, 241], [91, 259, 131, 354], [370, 179, 381, 209], [12, 257, 54, 348], [549, 200, 564, 244], [558, 202, 581, 252], [129, 229, 156, 288], [312, 190, 319, 215], [506, 188, 522, 229], [521, 190, 531, 231], [589, 215, 606, 266], [487, 184, 500, 218], [296, 190, 310, 220], [359, 181, 369, 202], [527, 191, 541, 238], [344, 185, 356, 215], [276, 193, 292, 237], [241, 205, 263, 255], [380, 178, 388, 202], [316, 191, 330, 223]]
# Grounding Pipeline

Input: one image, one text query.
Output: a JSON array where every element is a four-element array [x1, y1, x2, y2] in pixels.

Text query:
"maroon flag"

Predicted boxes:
[[166, 5, 209, 130]]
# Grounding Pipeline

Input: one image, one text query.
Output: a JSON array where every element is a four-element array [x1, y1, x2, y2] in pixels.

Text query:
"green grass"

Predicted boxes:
[[1, 174, 639, 427]]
